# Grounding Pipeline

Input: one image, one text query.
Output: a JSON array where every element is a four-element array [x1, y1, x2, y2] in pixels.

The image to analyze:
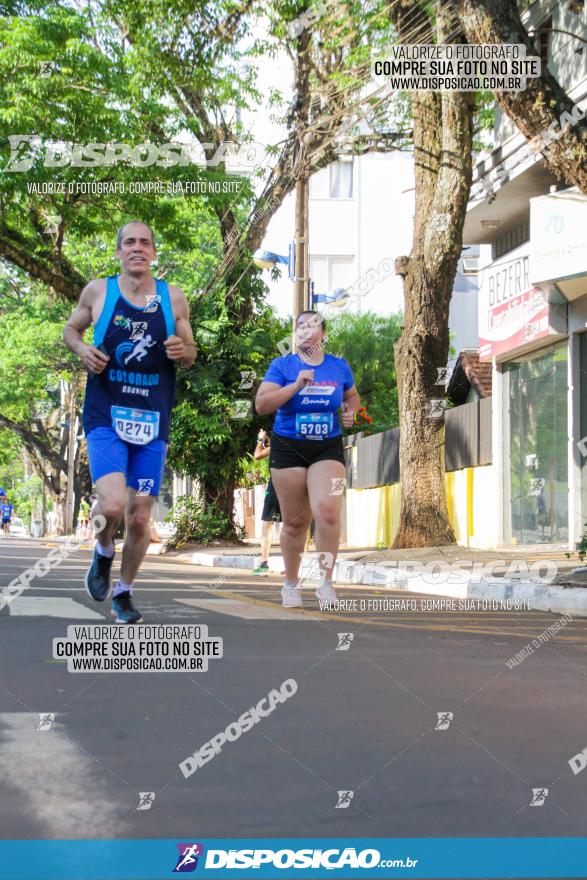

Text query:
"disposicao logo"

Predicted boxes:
[[173, 842, 204, 872]]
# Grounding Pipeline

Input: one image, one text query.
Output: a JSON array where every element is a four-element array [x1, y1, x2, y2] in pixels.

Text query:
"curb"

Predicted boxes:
[[190, 552, 277, 571], [188, 553, 587, 617]]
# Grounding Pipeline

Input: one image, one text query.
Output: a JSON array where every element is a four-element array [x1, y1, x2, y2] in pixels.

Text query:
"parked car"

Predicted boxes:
[[10, 517, 28, 537]]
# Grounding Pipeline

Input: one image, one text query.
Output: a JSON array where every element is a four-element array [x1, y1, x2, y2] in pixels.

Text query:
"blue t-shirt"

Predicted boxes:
[[263, 353, 355, 440], [1, 503, 14, 520]]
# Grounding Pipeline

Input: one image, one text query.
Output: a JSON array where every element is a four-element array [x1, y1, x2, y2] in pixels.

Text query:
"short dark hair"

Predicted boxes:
[[116, 221, 156, 249], [296, 309, 326, 331]]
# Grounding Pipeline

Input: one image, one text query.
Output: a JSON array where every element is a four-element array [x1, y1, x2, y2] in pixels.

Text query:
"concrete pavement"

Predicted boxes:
[[2, 537, 587, 848]]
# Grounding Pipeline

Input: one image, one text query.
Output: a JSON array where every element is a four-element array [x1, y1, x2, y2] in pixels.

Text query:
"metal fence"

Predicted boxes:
[[344, 397, 492, 490]]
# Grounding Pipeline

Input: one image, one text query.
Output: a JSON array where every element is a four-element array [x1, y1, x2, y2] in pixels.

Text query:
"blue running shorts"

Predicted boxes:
[[86, 426, 168, 495]]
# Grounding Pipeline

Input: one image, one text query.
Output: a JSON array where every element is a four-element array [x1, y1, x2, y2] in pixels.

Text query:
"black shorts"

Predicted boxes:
[[270, 432, 346, 470], [261, 477, 282, 522]]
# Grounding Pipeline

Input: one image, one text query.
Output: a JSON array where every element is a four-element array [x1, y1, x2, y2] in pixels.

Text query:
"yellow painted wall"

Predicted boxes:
[[344, 465, 499, 549]]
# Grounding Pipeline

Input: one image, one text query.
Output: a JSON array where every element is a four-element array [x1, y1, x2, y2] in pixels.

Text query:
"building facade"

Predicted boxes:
[[463, 0, 587, 548]]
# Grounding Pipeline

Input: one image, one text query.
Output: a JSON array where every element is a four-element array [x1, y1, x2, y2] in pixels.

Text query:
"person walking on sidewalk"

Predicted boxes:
[[251, 429, 282, 576], [63, 220, 196, 623], [255, 310, 360, 608]]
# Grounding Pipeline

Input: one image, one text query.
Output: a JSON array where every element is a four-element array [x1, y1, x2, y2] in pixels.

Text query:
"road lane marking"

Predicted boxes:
[[175, 597, 321, 621], [0, 712, 128, 837], [7, 597, 104, 619]]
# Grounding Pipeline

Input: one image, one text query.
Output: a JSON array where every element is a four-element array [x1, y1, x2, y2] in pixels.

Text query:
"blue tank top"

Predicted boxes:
[[82, 275, 176, 443]]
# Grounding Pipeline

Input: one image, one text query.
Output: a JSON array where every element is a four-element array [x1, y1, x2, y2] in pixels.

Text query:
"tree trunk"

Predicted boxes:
[[202, 479, 237, 534], [456, 0, 587, 195], [392, 1, 475, 548]]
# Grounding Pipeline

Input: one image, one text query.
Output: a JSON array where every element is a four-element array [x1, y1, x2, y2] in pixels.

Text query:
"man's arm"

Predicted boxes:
[[165, 287, 197, 368], [63, 281, 110, 374]]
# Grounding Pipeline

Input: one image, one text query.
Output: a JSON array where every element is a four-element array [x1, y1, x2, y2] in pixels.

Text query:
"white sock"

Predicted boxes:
[[284, 580, 299, 590], [95, 540, 115, 559], [113, 580, 133, 597]]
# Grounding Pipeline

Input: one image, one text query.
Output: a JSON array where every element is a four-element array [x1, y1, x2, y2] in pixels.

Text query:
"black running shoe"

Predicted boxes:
[[84, 547, 114, 602], [110, 591, 142, 624]]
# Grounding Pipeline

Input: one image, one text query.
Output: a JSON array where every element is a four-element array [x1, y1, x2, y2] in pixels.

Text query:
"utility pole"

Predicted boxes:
[[293, 174, 309, 322], [292, 24, 312, 329]]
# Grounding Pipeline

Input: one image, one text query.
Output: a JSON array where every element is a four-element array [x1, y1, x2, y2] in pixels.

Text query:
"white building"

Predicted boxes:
[[262, 147, 481, 366], [263, 150, 413, 317], [463, 0, 587, 548]]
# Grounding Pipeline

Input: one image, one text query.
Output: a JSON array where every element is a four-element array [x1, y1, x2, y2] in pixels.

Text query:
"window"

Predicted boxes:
[[494, 221, 530, 260], [329, 159, 354, 198], [329, 256, 355, 291], [534, 16, 552, 67], [309, 255, 355, 297], [504, 342, 568, 544]]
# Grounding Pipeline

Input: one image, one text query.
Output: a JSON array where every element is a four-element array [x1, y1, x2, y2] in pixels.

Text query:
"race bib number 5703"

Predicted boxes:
[[111, 406, 160, 446], [295, 412, 334, 440]]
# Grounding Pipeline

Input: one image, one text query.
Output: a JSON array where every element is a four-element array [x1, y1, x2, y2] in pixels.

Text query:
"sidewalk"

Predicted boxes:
[[39, 534, 587, 617], [170, 541, 587, 618]]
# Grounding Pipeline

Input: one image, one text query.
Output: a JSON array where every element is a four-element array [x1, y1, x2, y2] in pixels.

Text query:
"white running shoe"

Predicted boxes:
[[281, 584, 303, 608], [315, 583, 338, 604]]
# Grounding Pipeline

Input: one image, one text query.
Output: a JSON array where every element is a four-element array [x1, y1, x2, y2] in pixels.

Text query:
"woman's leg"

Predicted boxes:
[[270, 466, 313, 583], [306, 459, 346, 584], [260, 520, 271, 563]]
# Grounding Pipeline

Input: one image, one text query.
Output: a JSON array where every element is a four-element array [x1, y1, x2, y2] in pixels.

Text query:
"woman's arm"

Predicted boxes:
[[253, 442, 271, 460], [341, 384, 361, 428], [255, 369, 314, 415]]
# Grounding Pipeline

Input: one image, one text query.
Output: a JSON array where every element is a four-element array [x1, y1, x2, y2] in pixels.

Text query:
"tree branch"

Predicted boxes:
[[455, 0, 587, 194]]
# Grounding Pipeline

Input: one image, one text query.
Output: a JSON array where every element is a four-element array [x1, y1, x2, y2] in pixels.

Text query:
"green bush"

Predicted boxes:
[[236, 453, 269, 490], [166, 495, 244, 549]]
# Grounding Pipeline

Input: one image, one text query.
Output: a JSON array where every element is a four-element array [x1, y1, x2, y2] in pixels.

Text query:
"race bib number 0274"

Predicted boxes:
[[111, 406, 160, 446]]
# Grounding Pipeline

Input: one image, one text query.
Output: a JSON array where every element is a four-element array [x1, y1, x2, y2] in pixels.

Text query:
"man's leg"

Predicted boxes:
[[119, 490, 156, 585], [84, 428, 129, 601], [93, 472, 128, 550], [109, 438, 167, 623]]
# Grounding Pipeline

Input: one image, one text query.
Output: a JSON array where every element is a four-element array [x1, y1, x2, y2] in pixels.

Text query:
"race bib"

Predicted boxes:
[[111, 406, 159, 446], [295, 412, 334, 440]]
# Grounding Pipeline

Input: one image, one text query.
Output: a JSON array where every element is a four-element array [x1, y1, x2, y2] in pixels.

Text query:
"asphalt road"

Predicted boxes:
[[2, 536, 587, 865]]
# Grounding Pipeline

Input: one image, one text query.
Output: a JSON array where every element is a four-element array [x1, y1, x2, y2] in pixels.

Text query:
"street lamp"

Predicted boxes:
[[312, 287, 351, 310], [252, 249, 289, 270]]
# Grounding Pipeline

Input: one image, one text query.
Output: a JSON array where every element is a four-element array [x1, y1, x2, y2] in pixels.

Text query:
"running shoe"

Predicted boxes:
[[281, 584, 303, 608], [315, 583, 338, 604], [110, 592, 142, 624], [84, 547, 114, 602], [252, 562, 270, 576]]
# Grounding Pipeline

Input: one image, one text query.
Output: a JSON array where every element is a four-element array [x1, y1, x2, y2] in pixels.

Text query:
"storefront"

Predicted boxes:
[[478, 188, 587, 548]]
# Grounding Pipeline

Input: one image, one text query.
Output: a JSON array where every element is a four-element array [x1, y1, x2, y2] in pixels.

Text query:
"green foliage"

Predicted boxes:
[[0, 289, 74, 423], [0, 431, 24, 485], [566, 525, 587, 563], [168, 303, 290, 487], [165, 494, 244, 549], [326, 310, 402, 433], [10, 475, 43, 525], [237, 452, 269, 489]]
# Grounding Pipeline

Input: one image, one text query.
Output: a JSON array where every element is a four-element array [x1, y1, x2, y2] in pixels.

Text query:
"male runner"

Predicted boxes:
[[63, 221, 196, 623], [1, 497, 14, 536]]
